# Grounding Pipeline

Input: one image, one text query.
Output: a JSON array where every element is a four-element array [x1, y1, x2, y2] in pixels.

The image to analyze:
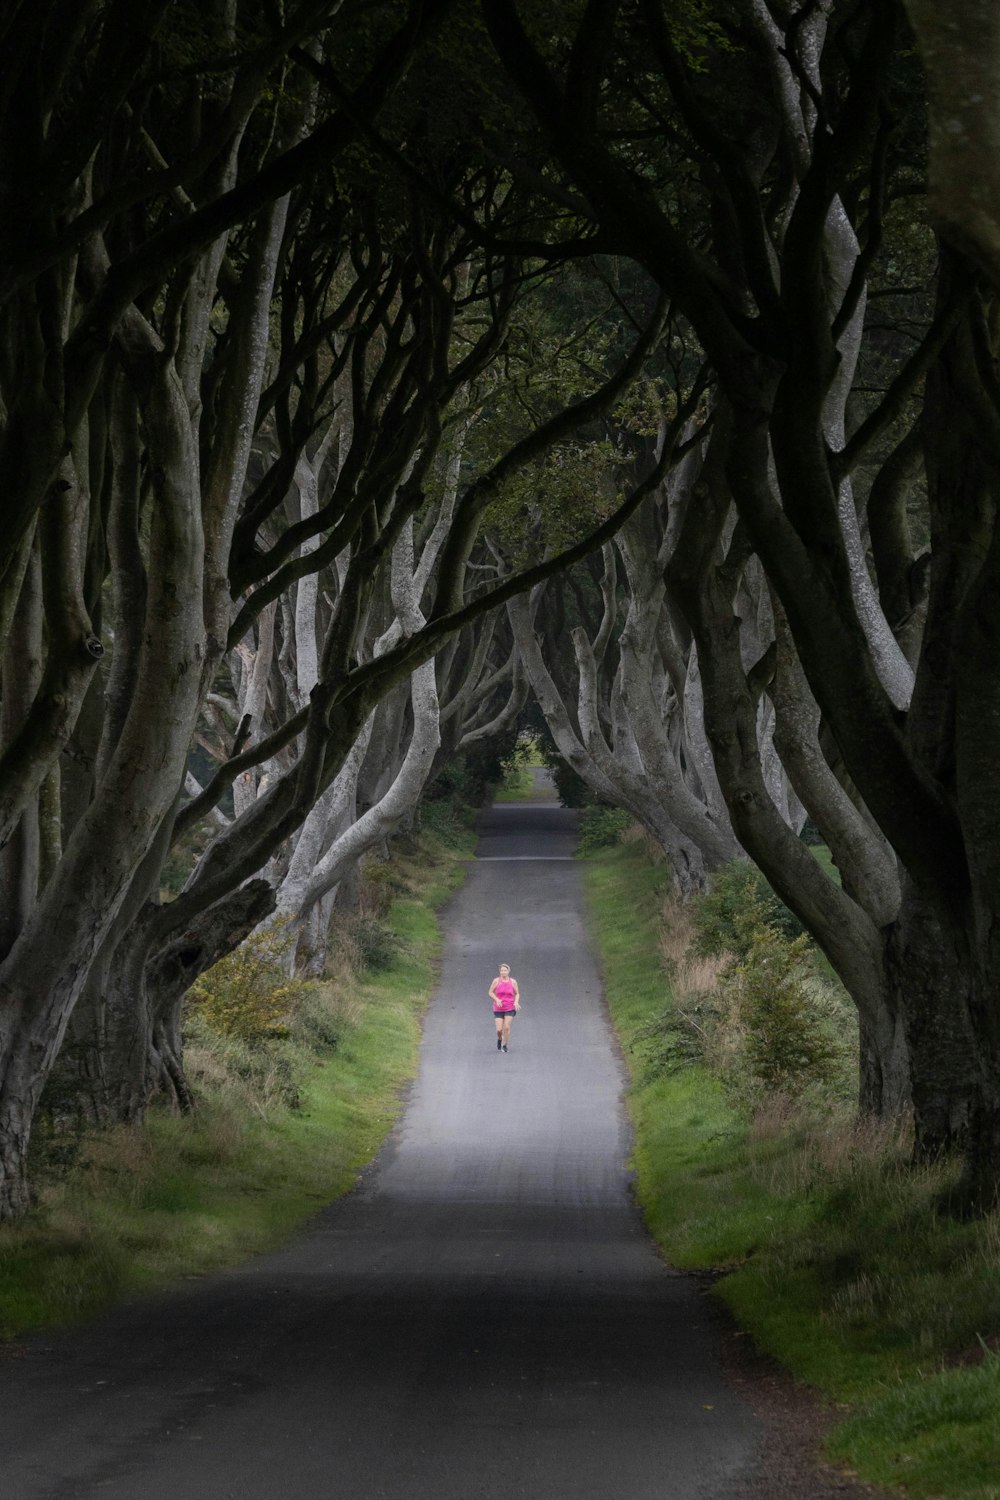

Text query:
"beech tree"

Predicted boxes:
[[517, 412, 911, 1114], [0, 0, 691, 1214], [474, 0, 1000, 1202], [0, 0, 376, 1209], [663, 408, 910, 1115], [213, 409, 508, 974], [506, 448, 749, 896], [6, 0, 999, 1220]]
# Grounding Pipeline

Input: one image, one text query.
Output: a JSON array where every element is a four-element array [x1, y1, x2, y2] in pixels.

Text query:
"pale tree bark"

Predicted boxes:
[[508, 580, 730, 894], [476, 0, 1000, 1151], [767, 599, 909, 1110], [272, 508, 450, 966], [0, 454, 105, 857], [259, 398, 476, 969], [275, 720, 375, 961], [666, 418, 910, 1115], [57, 178, 296, 1130], [291, 424, 339, 707], [750, 0, 914, 713], [617, 497, 751, 861], [13, 53, 308, 1134], [457, 653, 528, 750], [769, 604, 900, 931], [438, 615, 504, 740], [505, 431, 766, 895], [0, 0, 530, 1212], [0, 537, 43, 959], [0, 327, 206, 1214], [232, 603, 278, 820], [287, 659, 440, 929]]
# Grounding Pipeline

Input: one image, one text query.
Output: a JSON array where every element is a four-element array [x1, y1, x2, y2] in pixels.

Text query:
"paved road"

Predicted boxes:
[[1, 787, 762, 1498]]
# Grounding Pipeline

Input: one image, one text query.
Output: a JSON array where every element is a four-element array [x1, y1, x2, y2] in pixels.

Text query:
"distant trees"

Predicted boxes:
[[506, 445, 748, 897]]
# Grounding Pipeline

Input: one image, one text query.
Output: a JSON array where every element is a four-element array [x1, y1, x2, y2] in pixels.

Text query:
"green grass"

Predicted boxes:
[[809, 841, 842, 886], [584, 839, 1000, 1500], [0, 816, 475, 1340], [493, 765, 537, 801], [826, 1360, 1000, 1499], [493, 738, 547, 802]]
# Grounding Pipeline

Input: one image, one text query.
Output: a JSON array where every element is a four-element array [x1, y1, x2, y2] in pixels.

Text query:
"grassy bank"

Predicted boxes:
[[584, 836, 1000, 1500], [0, 811, 475, 1341]]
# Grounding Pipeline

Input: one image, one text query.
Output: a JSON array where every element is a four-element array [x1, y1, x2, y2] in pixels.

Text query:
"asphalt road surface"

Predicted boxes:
[[1, 783, 763, 1499]]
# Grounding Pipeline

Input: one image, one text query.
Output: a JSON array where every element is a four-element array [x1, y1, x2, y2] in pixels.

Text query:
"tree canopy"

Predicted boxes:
[[2, 0, 1000, 1218]]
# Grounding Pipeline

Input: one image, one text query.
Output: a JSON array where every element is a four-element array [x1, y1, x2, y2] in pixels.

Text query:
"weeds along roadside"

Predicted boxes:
[[0, 797, 477, 1342], [582, 820, 1000, 1500]]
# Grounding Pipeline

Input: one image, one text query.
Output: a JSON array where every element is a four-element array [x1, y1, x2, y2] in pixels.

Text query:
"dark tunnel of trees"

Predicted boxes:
[[2, 0, 1000, 1217]]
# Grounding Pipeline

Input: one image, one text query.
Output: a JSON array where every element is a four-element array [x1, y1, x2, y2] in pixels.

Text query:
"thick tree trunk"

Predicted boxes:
[[0, 1092, 32, 1220], [896, 257, 1000, 1199], [858, 998, 910, 1119], [293, 658, 442, 922], [152, 1003, 194, 1115], [64, 878, 276, 1130], [95, 941, 154, 1126], [0, 536, 43, 958], [0, 352, 205, 1212], [144, 878, 276, 1096], [888, 882, 979, 1158], [961, 1095, 1000, 1214]]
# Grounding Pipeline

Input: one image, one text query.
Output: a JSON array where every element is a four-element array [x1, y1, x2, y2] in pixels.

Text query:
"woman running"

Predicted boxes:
[[489, 963, 520, 1053]]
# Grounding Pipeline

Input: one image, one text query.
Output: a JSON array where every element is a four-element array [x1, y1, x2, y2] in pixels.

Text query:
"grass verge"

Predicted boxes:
[[584, 837, 1000, 1500], [492, 764, 537, 801], [0, 813, 475, 1341]]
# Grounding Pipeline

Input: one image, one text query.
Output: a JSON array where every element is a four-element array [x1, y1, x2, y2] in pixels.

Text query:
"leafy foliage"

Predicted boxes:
[[425, 724, 523, 808], [518, 701, 593, 807], [340, 912, 400, 974], [549, 761, 593, 807], [188, 919, 304, 1043], [578, 804, 632, 854], [692, 859, 804, 958], [159, 816, 214, 899], [719, 928, 838, 1105], [417, 794, 478, 849], [632, 857, 851, 1109], [184, 1011, 303, 1112]]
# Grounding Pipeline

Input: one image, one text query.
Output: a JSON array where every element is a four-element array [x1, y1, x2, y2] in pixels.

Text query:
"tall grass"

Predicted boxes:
[[0, 811, 475, 1341], [584, 838, 1000, 1500]]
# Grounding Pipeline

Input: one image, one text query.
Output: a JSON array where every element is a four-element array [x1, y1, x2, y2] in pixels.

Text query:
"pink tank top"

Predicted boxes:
[[492, 978, 516, 1012]]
